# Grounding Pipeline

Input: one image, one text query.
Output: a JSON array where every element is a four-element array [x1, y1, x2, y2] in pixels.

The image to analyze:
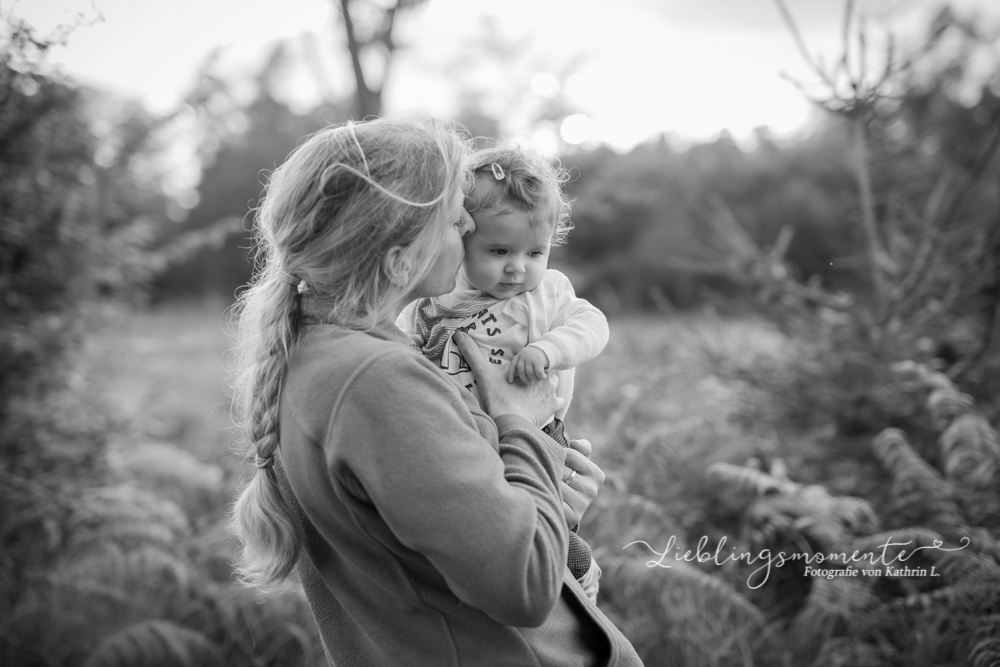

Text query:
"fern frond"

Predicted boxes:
[[970, 637, 1000, 667], [601, 554, 764, 634], [67, 485, 191, 554], [743, 483, 877, 556], [932, 550, 1000, 583], [81, 619, 223, 667], [659, 560, 765, 629], [927, 386, 976, 429], [808, 636, 886, 667], [588, 491, 687, 555], [770, 497, 851, 550], [872, 429, 968, 535], [787, 576, 878, 664], [873, 429, 945, 487], [812, 575, 878, 614], [799, 484, 879, 533], [970, 615, 1000, 667], [939, 414, 1000, 488], [112, 442, 224, 486], [884, 578, 1000, 612], [793, 576, 877, 638], [51, 543, 203, 610], [707, 461, 799, 496], [890, 360, 954, 391]]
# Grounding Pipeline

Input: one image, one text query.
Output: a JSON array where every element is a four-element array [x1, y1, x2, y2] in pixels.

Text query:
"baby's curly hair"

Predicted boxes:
[[465, 146, 573, 246]]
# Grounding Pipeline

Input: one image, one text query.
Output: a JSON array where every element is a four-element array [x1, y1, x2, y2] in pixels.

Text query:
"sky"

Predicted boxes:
[[13, 0, 1000, 151]]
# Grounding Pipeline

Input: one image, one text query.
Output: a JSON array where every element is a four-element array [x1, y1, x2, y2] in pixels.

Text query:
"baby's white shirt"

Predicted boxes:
[[398, 268, 609, 421]]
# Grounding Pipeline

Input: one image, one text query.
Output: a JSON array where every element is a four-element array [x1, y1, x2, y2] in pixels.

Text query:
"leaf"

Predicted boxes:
[[871, 429, 968, 536], [970, 614, 1000, 667], [66, 485, 191, 555], [939, 414, 1000, 488], [82, 619, 223, 667], [587, 491, 688, 555], [707, 461, 799, 497]]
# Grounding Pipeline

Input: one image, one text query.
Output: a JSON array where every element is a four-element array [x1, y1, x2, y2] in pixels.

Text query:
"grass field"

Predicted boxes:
[[81, 302, 785, 496], [77, 302, 787, 481]]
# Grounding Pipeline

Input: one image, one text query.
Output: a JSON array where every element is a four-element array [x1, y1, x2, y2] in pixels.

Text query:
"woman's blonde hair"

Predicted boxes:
[[465, 145, 573, 246], [229, 117, 470, 588]]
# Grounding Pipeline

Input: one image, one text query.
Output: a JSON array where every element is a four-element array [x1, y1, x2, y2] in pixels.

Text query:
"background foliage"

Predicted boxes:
[[1, 2, 999, 666]]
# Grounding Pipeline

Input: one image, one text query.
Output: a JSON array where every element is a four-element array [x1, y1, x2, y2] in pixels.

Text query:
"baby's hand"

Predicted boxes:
[[507, 345, 550, 384]]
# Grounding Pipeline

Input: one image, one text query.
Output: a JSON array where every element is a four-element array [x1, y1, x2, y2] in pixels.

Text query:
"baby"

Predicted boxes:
[[398, 146, 609, 603]]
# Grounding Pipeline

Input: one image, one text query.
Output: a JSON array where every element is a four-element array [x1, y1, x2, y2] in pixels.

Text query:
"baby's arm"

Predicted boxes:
[[510, 271, 608, 383]]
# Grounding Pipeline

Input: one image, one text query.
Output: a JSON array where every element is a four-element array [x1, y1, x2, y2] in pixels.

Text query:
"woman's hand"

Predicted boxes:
[[561, 439, 605, 528], [454, 331, 563, 425]]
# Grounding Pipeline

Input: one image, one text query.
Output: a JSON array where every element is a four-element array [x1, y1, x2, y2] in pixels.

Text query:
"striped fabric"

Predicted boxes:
[[409, 293, 501, 361]]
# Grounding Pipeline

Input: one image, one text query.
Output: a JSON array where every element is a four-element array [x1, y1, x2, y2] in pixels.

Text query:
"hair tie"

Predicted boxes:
[[254, 453, 275, 470], [276, 266, 298, 285], [491, 163, 505, 180], [275, 266, 306, 294]]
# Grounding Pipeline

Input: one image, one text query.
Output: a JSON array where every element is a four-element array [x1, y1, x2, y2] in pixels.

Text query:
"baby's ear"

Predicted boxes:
[[383, 245, 412, 287]]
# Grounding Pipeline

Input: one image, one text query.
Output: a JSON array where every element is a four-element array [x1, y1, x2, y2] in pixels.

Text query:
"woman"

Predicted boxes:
[[229, 116, 642, 666]]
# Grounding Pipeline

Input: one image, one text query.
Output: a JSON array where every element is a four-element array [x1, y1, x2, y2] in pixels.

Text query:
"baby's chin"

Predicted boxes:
[[484, 282, 541, 299]]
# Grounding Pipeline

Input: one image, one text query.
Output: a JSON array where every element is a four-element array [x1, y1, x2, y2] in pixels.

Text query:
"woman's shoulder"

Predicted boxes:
[[287, 324, 451, 395]]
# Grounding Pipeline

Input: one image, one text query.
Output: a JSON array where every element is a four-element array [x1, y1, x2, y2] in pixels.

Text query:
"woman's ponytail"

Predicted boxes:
[[229, 271, 303, 588]]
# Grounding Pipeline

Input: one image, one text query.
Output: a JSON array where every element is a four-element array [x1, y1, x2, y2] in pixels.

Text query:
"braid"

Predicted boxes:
[[230, 275, 303, 588]]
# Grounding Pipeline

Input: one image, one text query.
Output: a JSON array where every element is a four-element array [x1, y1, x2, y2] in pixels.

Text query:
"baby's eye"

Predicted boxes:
[[491, 249, 507, 256], [529, 251, 544, 258]]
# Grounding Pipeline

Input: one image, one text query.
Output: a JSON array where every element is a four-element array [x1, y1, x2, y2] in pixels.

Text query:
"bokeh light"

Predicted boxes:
[[559, 114, 591, 145], [530, 72, 560, 99]]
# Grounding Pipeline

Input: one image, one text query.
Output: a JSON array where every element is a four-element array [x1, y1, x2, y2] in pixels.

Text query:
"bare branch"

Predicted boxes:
[[335, 0, 422, 117], [773, 0, 835, 90], [338, 0, 377, 117], [778, 72, 845, 112], [896, 119, 1000, 303], [770, 225, 795, 263], [840, 0, 854, 88], [849, 117, 896, 308], [858, 17, 869, 87], [706, 194, 766, 263]]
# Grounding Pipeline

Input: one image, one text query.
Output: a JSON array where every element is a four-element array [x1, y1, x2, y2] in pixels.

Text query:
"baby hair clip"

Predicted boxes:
[[491, 163, 505, 180]]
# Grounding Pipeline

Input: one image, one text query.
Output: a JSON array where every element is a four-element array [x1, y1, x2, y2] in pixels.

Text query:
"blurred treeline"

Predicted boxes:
[[2, 1, 1000, 666]]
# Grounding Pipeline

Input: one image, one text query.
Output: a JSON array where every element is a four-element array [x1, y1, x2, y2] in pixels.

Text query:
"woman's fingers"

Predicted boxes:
[[568, 438, 593, 459], [453, 330, 493, 378], [564, 448, 606, 489], [560, 448, 605, 528], [454, 331, 564, 424]]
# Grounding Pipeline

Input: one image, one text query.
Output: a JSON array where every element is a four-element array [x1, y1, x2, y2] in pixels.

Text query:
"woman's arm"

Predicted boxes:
[[329, 348, 568, 627]]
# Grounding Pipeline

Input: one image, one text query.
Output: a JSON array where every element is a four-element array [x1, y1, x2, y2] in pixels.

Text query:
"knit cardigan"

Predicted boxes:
[[274, 322, 643, 666]]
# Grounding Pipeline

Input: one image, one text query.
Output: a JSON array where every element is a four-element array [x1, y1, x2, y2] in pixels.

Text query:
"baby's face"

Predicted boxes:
[[463, 208, 551, 299]]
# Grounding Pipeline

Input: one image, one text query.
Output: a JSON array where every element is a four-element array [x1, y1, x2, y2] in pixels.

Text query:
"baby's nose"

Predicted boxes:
[[506, 259, 524, 274]]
